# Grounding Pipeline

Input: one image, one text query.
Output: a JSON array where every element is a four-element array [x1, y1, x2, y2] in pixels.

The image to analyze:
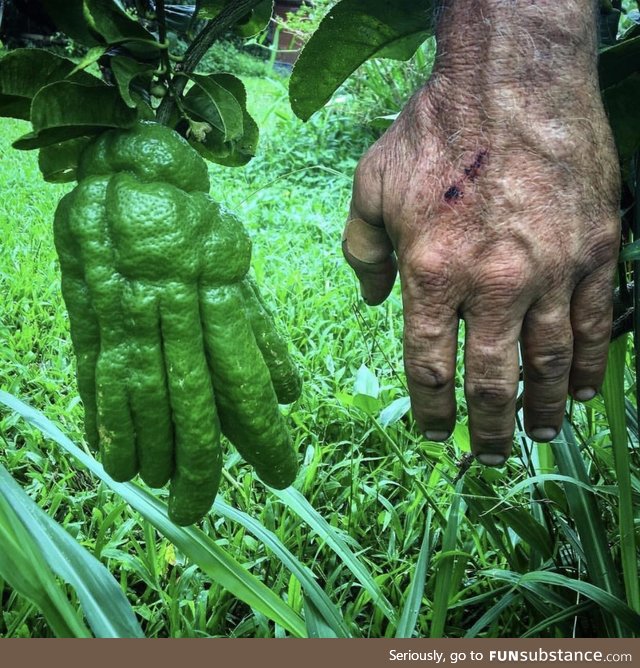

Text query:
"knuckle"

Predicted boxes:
[[404, 253, 449, 293], [526, 347, 573, 384], [405, 356, 454, 391], [466, 379, 517, 410]]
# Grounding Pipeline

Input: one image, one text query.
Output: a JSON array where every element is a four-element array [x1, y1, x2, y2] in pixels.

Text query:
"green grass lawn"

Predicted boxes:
[[0, 75, 638, 639]]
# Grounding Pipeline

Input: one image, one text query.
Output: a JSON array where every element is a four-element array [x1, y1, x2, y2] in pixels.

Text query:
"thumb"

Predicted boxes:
[[342, 216, 397, 305]]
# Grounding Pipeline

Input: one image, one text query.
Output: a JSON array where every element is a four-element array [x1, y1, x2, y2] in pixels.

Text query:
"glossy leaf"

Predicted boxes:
[[602, 336, 640, 613], [0, 49, 99, 120], [40, 0, 102, 47], [41, 0, 157, 51], [599, 35, 640, 90], [13, 82, 137, 150], [186, 73, 258, 166], [290, 0, 434, 121], [197, 0, 273, 37], [111, 56, 155, 108], [602, 73, 640, 159], [0, 464, 144, 637], [183, 72, 244, 141], [0, 391, 306, 638], [553, 422, 625, 636], [38, 137, 91, 183]]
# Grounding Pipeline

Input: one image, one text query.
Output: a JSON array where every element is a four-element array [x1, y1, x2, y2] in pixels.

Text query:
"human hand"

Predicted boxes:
[[343, 0, 621, 465]]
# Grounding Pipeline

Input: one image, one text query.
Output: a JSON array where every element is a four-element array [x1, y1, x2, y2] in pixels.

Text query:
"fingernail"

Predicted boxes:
[[424, 430, 450, 442], [530, 427, 558, 442], [574, 387, 596, 402], [477, 453, 507, 467]]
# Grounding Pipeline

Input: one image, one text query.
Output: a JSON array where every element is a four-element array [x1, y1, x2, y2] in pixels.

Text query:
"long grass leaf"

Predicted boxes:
[[602, 335, 640, 612], [302, 593, 340, 638], [521, 602, 594, 638], [0, 464, 143, 638], [213, 498, 350, 637], [395, 509, 433, 638], [553, 421, 625, 636], [272, 486, 397, 625], [464, 477, 553, 561], [484, 569, 640, 634], [430, 481, 466, 638], [0, 490, 91, 637], [463, 590, 519, 638], [0, 391, 306, 638]]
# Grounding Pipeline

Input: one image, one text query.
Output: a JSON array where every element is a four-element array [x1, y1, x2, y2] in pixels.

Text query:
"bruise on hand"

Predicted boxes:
[[443, 149, 489, 204]]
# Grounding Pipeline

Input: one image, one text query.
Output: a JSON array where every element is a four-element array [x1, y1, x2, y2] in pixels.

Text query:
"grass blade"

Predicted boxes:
[[463, 590, 519, 638], [213, 498, 351, 638], [272, 486, 397, 625], [602, 335, 640, 612], [0, 485, 91, 637], [0, 463, 143, 638], [553, 420, 626, 636], [484, 569, 640, 634], [521, 602, 594, 638], [0, 391, 306, 638], [395, 509, 434, 638], [430, 481, 466, 638], [302, 593, 340, 638]]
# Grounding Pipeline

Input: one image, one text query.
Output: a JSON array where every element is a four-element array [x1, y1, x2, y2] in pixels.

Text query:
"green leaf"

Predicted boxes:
[[290, 0, 434, 121], [552, 422, 626, 636], [0, 48, 100, 120], [483, 569, 640, 634], [621, 239, 640, 262], [13, 81, 138, 150], [69, 45, 108, 76], [353, 363, 379, 398], [41, 0, 158, 53], [602, 73, 640, 159], [196, 0, 273, 37], [463, 590, 519, 638], [235, 0, 273, 38], [302, 594, 341, 638], [84, 0, 157, 48], [395, 510, 434, 638], [110, 56, 154, 108], [0, 486, 92, 638], [213, 498, 351, 638], [186, 73, 258, 167], [430, 482, 466, 638], [0, 464, 144, 638], [183, 73, 244, 141], [599, 35, 640, 90], [0, 391, 306, 638], [464, 476, 554, 562], [602, 336, 640, 613], [379, 396, 411, 428], [40, 0, 103, 47], [38, 137, 91, 183], [272, 486, 397, 625]]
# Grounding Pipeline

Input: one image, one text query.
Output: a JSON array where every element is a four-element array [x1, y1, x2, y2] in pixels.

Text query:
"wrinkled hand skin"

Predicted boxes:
[[343, 0, 621, 465]]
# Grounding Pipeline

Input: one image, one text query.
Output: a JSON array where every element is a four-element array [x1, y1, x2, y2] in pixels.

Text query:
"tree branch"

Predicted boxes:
[[156, 0, 266, 125]]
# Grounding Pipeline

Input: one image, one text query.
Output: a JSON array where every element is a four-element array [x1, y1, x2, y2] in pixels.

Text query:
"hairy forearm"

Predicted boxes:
[[402, 0, 611, 197], [433, 0, 599, 84]]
